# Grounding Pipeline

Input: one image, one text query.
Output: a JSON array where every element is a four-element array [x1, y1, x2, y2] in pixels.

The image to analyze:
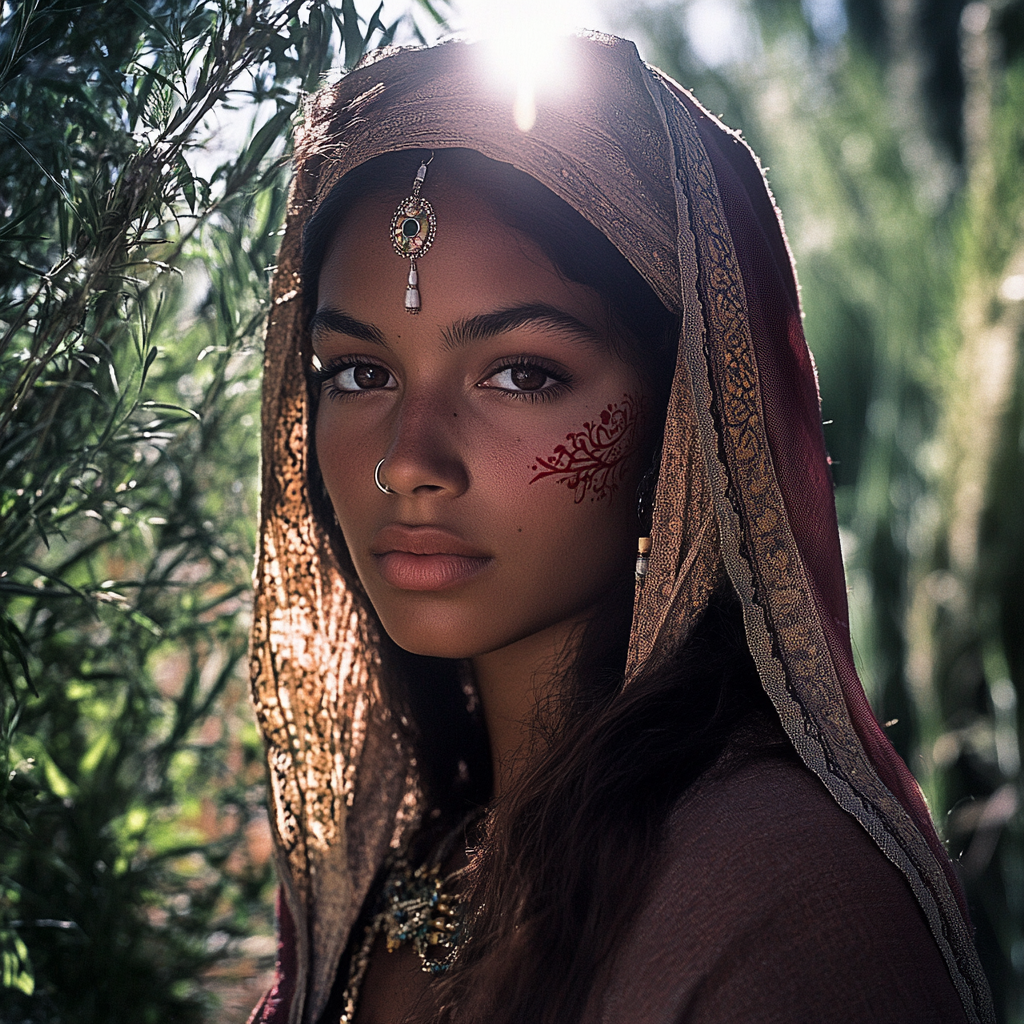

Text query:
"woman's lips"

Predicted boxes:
[[375, 552, 492, 591], [371, 526, 492, 592]]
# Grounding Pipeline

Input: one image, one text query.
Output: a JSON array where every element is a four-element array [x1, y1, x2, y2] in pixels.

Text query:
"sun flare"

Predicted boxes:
[[452, 0, 591, 130]]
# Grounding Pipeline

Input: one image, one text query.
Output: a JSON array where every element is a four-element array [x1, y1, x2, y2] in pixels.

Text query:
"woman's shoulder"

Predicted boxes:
[[592, 745, 968, 1024]]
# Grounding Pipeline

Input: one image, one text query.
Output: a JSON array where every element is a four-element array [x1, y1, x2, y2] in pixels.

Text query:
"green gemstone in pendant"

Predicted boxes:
[[390, 195, 436, 258]]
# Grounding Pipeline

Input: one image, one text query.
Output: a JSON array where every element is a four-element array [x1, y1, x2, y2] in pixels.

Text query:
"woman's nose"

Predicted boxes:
[[379, 392, 469, 498]]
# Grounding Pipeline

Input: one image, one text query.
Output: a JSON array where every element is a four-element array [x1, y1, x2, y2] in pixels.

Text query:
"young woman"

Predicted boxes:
[[247, 34, 993, 1024]]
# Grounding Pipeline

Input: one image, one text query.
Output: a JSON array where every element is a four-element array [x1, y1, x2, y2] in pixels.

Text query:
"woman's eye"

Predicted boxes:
[[328, 363, 394, 391], [485, 364, 559, 394]]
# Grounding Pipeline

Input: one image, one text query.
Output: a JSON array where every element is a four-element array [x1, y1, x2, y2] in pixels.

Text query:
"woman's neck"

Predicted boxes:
[[471, 613, 588, 799]]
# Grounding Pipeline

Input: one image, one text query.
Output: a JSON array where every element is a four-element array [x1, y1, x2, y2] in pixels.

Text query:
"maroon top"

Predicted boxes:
[[251, 745, 966, 1024], [593, 748, 966, 1023]]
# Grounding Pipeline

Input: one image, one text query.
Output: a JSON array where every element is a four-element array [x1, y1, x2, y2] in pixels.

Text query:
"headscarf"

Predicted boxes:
[[248, 33, 993, 1024]]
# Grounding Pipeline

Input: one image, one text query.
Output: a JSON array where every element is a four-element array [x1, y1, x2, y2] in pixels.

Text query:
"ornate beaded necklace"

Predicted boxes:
[[337, 811, 482, 1023]]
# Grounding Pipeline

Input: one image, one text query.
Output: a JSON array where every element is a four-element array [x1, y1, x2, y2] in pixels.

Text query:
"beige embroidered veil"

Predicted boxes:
[[248, 33, 993, 1024]]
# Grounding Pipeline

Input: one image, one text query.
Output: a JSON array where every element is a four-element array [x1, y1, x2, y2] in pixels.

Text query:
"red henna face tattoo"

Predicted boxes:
[[530, 394, 644, 503]]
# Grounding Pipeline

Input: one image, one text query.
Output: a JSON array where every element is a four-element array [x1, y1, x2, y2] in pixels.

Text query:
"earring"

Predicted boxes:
[[635, 452, 659, 585], [390, 154, 437, 314], [635, 537, 652, 584], [375, 459, 395, 495]]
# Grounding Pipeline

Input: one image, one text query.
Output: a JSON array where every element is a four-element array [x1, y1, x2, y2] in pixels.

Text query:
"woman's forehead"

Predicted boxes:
[[316, 188, 621, 345]]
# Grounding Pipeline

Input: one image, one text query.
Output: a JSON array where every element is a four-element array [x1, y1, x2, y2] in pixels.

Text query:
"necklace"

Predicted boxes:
[[337, 810, 482, 1023]]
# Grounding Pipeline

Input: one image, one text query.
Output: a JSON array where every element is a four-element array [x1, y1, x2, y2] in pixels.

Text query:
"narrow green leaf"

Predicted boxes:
[[379, 16, 401, 48], [230, 104, 295, 188], [415, 0, 447, 27], [0, 617, 34, 697], [0, 930, 34, 996], [142, 400, 199, 421], [41, 755, 75, 800], [177, 156, 197, 213], [79, 731, 111, 777], [129, 611, 162, 637], [341, 0, 363, 70], [363, 2, 386, 51], [124, 0, 175, 49]]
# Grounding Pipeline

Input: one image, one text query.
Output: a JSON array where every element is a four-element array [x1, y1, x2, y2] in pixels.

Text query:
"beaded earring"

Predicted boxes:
[[635, 452, 659, 585], [390, 155, 437, 313]]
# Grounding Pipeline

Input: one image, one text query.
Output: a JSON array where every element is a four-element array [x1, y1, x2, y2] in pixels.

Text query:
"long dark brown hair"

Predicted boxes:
[[302, 149, 773, 1024]]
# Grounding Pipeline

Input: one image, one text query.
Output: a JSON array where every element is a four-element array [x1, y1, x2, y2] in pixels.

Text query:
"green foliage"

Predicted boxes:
[[624, 1, 1024, 1019], [0, 0, 429, 1019]]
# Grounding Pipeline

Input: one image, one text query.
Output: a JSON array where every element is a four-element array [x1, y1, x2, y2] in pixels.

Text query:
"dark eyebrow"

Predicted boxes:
[[309, 307, 386, 347], [441, 303, 605, 351]]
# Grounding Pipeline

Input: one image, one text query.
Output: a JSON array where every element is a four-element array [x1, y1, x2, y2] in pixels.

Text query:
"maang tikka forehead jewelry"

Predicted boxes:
[[390, 154, 437, 314]]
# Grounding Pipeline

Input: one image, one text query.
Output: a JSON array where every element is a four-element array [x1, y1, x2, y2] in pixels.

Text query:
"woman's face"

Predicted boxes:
[[312, 185, 654, 661]]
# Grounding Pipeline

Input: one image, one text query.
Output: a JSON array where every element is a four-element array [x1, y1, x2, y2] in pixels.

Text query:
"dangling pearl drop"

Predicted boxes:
[[405, 259, 421, 313]]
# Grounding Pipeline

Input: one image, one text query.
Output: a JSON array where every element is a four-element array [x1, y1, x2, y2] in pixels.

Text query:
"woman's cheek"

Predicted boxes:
[[528, 393, 645, 504]]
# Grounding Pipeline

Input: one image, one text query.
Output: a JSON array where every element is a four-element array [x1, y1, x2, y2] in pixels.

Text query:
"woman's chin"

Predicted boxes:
[[376, 602, 598, 665], [377, 616, 492, 661], [388, 635, 477, 660]]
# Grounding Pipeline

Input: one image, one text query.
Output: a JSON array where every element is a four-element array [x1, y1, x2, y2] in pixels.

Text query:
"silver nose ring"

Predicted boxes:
[[374, 458, 395, 495]]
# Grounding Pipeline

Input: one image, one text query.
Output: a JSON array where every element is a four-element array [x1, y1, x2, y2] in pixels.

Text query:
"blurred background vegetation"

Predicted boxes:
[[0, 0, 1020, 1021]]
